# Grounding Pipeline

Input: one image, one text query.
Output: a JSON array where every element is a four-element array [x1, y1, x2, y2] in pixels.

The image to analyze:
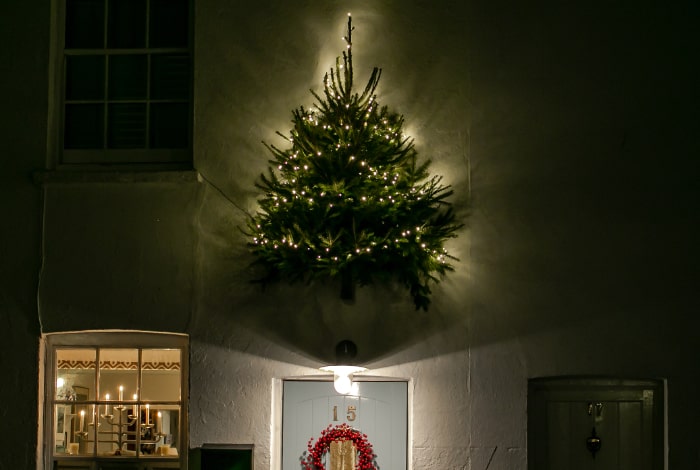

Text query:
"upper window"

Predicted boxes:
[[58, 0, 192, 166], [44, 331, 188, 469]]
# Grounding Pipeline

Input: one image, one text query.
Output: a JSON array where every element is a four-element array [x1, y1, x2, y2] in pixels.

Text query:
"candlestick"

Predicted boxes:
[[80, 410, 85, 432], [132, 394, 138, 416], [91, 404, 95, 424], [118, 385, 123, 402], [105, 393, 111, 415], [157, 411, 162, 434], [145, 404, 150, 425]]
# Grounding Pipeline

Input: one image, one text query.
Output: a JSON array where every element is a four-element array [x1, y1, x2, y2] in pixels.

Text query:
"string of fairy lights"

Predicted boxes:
[[247, 13, 460, 309]]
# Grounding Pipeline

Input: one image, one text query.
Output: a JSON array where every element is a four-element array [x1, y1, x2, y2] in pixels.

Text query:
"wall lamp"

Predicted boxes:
[[320, 340, 366, 394]]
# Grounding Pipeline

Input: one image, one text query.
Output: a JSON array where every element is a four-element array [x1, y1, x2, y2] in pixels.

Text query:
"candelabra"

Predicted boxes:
[[74, 402, 165, 456]]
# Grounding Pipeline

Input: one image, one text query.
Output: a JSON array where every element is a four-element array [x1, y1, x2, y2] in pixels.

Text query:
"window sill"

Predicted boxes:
[[34, 168, 199, 185]]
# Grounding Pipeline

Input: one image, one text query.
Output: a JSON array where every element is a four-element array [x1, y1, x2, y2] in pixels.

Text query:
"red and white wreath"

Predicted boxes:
[[302, 423, 378, 470]]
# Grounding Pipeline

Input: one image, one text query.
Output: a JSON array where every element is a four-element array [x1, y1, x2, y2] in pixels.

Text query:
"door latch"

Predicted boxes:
[[587, 402, 603, 417]]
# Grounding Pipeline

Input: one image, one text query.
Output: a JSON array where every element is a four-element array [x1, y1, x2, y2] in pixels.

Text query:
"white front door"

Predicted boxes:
[[282, 380, 408, 470], [528, 377, 664, 470]]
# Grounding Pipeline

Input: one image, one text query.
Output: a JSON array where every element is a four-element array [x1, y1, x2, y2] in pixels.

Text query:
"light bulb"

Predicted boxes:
[[321, 365, 367, 395], [334, 374, 353, 394]]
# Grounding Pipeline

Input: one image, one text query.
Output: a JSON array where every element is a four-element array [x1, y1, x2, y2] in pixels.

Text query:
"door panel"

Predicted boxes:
[[619, 401, 643, 469], [528, 378, 664, 470], [282, 380, 407, 470]]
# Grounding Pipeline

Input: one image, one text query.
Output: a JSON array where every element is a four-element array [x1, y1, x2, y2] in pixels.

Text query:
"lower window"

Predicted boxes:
[[44, 331, 188, 469]]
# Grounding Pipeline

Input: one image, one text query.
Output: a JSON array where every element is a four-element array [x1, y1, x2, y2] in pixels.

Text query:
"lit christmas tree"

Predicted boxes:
[[247, 14, 462, 310]]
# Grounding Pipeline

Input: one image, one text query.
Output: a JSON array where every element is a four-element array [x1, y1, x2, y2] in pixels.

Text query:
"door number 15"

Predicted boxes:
[[333, 405, 357, 422]]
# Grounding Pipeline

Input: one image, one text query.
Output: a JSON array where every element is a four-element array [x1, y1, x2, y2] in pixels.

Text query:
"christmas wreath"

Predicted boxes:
[[246, 15, 462, 310], [302, 423, 377, 470]]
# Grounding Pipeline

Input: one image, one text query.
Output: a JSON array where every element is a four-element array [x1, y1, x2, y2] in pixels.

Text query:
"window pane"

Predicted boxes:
[[56, 349, 96, 401], [149, 0, 189, 48], [152, 407, 180, 456], [108, 54, 147, 99], [66, 55, 105, 100], [64, 104, 104, 149], [107, 103, 146, 148], [98, 349, 139, 409], [54, 349, 97, 457], [96, 406, 139, 456], [140, 349, 181, 401], [54, 404, 73, 454], [107, 0, 146, 48], [150, 102, 189, 148], [54, 402, 96, 456], [151, 53, 190, 100], [65, 0, 104, 48]]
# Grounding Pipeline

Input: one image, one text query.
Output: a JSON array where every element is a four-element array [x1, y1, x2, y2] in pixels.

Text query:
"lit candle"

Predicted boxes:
[[132, 394, 138, 415], [157, 411, 162, 433], [145, 404, 150, 425], [80, 410, 85, 432], [104, 393, 110, 415], [118, 385, 123, 402], [91, 404, 95, 424]]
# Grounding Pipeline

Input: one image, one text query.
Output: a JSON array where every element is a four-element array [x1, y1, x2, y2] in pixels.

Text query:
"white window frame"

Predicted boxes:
[[41, 330, 189, 469], [47, 0, 193, 169]]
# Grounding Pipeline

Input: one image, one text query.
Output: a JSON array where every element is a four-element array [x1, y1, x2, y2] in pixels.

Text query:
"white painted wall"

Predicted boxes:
[[2, 1, 699, 469]]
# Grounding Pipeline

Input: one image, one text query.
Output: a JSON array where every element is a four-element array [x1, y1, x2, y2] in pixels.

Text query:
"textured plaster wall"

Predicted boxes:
[[0, 0, 48, 468], [2, 1, 699, 469], [466, 3, 700, 468], [190, 1, 699, 468], [38, 176, 199, 333]]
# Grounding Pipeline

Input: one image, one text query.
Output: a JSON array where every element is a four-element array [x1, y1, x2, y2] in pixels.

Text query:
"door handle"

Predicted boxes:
[[586, 427, 602, 458]]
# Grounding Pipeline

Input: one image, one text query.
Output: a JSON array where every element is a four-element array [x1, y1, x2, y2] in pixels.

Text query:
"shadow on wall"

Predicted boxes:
[[191, 182, 471, 367]]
